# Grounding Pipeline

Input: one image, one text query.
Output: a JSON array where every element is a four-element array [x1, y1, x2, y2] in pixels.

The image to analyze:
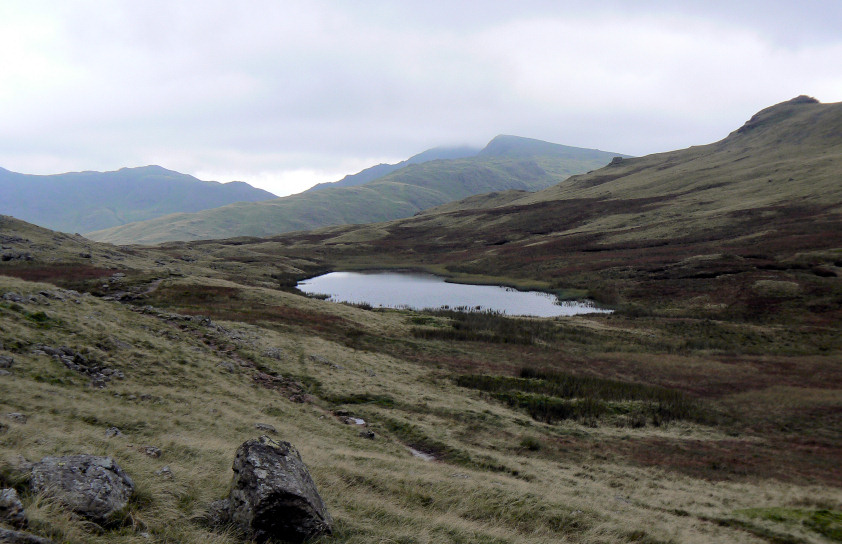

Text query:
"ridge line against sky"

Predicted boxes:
[[1, 0, 841, 196]]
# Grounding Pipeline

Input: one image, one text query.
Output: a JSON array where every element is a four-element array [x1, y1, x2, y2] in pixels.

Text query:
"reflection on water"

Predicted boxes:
[[297, 271, 611, 317]]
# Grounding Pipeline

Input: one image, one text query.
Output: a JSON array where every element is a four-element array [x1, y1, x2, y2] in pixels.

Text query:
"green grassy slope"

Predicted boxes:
[[87, 137, 626, 244], [0, 165, 277, 233], [305, 144, 480, 192]]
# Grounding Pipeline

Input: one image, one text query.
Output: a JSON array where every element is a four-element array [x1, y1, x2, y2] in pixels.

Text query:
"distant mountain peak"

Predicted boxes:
[[479, 135, 630, 160]]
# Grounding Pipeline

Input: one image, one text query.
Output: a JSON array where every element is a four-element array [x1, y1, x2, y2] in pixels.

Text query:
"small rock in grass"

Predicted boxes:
[[143, 446, 162, 458], [255, 423, 277, 434], [6, 413, 27, 424], [358, 430, 376, 440], [105, 427, 122, 438], [0, 355, 14, 369], [154, 465, 173, 479]]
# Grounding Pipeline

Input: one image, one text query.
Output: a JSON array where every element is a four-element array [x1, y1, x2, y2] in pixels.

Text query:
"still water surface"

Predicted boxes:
[[297, 271, 611, 317]]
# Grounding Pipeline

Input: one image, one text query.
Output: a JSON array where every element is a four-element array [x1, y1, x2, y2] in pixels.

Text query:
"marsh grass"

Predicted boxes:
[[411, 309, 558, 345], [456, 368, 709, 426]]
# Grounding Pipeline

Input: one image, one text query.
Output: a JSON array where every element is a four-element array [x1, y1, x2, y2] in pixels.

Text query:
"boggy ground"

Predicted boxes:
[[1, 216, 841, 543]]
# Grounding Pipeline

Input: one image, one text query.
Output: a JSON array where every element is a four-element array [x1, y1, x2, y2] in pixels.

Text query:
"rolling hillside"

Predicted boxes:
[[229, 96, 842, 317], [0, 165, 277, 234], [87, 136, 627, 244]]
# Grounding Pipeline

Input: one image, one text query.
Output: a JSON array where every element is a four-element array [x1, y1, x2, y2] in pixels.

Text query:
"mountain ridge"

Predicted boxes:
[[0, 165, 277, 234], [87, 136, 627, 244]]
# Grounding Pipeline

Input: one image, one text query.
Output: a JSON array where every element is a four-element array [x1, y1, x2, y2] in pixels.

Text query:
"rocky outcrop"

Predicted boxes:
[[29, 455, 134, 525], [0, 527, 53, 544], [0, 488, 26, 527], [32, 345, 124, 388], [211, 436, 332, 543]]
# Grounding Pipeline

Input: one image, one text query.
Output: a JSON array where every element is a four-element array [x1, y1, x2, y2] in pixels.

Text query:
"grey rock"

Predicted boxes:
[[263, 348, 284, 360], [154, 466, 173, 479], [2, 293, 23, 303], [29, 455, 134, 525], [218, 361, 236, 373], [0, 369, 10, 377], [0, 488, 26, 527], [6, 413, 26, 424], [212, 436, 332, 543], [142, 446, 162, 458], [254, 423, 277, 434], [0, 527, 53, 544], [105, 427, 122, 438], [0, 355, 14, 369], [358, 430, 376, 440]]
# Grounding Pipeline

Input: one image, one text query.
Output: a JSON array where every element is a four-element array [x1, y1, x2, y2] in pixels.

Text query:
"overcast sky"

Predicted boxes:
[[2, 1, 841, 196]]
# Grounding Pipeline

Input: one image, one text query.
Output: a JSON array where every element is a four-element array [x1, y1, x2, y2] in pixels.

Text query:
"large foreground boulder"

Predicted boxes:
[[212, 436, 332, 543], [0, 527, 53, 544], [0, 488, 26, 527], [29, 455, 134, 525]]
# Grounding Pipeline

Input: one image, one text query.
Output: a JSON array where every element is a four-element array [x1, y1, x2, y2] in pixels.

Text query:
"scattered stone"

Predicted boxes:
[[333, 410, 365, 426], [0, 488, 26, 527], [340, 417, 365, 426], [0, 369, 10, 377], [218, 361, 236, 373], [308, 354, 342, 370], [34, 345, 125, 387], [2, 293, 23, 303], [0, 527, 53, 544], [0, 355, 15, 369], [142, 446, 162, 458], [255, 423, 277, 434], [154, 466, 173, 479], [29, 455, 135, 525], [105, 427, 122, 438], [6, 413, 27, 424], [358, 430, 376, 440], [252, 372, 311, 403], [0, 251, 33, 262], [210, 436, 333, 543], [263, 347, 284, 360]]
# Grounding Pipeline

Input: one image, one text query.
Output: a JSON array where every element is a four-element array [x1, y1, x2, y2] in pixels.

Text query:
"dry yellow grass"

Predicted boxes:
[[2, 273, 841, 543]]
